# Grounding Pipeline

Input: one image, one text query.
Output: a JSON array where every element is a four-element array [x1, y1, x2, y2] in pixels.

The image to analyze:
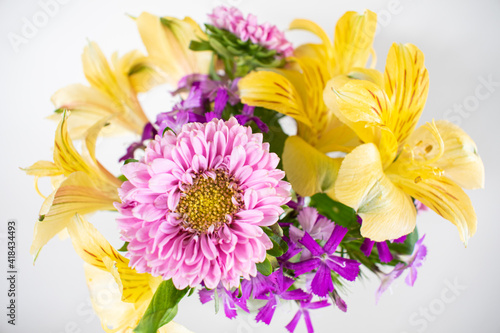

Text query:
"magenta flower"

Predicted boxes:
[[115, 117, 291, 289], [289, 207, 335, 244], [199, 283, 248, 319], [208, 6, 293, 57], [285, 299, 330, 333], [255, 269, 310, 325], [376, 235, 428, 303], [289, 227, 361, 297]]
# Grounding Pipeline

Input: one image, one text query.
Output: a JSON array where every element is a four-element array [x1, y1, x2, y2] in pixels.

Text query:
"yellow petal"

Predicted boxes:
[[383, 43, 429, 148], [335, 143, 416, 241], [324, 75, 398, 168], [136, 13, 210, 87], [30, 172, 118, 256], [84, 263, 142, 333], [51, 85, 127, 139], [68, 214, 153, 304], [289, 18, 333, 56], [84, 264, 190, 333], [405, 120, 484, 189], [238, 70, 312, 127], [22, 161, 63, 177], [332, 10, 377, 76], [388, 166, 477, 245], [283, 136, 341, 197]]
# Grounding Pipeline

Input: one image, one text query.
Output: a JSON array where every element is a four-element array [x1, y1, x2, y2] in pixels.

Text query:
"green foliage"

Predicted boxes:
[[262, 226, 289, 257], [189, 24, 285, 78], [256, 257, 273, 276], [310, 193, 358, 229], [134, 280, 189, 333]]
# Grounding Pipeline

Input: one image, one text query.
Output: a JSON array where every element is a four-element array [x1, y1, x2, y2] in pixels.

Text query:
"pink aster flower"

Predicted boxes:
[[208, 6, 293, 57], [115, 117, 291, 290]]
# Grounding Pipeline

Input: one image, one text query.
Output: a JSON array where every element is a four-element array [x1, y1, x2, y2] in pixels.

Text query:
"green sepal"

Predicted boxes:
[[124, 158, 139, 165], [117, 242, 129, 252]]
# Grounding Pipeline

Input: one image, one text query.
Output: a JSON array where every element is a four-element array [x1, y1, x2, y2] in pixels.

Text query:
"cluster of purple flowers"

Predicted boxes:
[[198, 202, 428, 333], [120, 74, 267, 161]]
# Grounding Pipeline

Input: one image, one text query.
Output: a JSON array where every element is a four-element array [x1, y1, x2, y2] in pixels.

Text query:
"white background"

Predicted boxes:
[[1, 0, 499, 332]]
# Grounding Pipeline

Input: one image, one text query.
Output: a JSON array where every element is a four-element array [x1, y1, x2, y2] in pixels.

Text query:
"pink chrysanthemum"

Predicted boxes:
[[115, 117, 291, 289], [208, 6, 294, 57]]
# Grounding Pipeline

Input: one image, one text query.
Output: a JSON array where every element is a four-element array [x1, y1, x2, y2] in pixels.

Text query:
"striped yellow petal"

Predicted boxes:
[[332, 10, 377, 76], [23, 161, 63, 177], [335, 143, 416, 241], [405, 120, 484, 190], [68, 214, 155, 304], [30, 172, 118, 256], [238, 70, 312, 127], [388, 165, 477, 246], [324, 74, 398, 168], [283, 136, 341, 197], [384, 43, 429, 148], [136, 12, 210, 87]]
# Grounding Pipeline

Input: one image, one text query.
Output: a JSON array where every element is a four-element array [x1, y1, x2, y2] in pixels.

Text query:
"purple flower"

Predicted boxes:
[[199, 283, 249, 319], [376, 235, 428, 303], [360, 238, 393, 263], [240, 272, 276, 301], [289, 207, 334, 245], [255, 269, 309, 325], [289, 227, 361, 297], [119, 122, 157, 162], [175, 74, 240, 106], [235, 105, 269, 133], [285, 299, 330, 333]]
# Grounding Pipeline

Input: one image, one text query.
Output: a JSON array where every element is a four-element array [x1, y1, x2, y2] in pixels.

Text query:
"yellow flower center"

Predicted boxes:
[[176, 170, 242, 233]]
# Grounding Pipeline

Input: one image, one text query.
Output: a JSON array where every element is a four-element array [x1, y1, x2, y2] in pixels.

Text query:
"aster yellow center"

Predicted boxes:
[[176, 170, 242, 233]]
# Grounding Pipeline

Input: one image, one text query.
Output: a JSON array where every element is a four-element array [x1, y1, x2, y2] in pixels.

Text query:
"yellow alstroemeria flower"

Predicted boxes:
[[50, 42, 151, 139], [23, 113, 122, 257], [68, 214, 191, 333], [136, 12, 211, 89], [324, 43, 484, 244], [239, 10, 377, 197]]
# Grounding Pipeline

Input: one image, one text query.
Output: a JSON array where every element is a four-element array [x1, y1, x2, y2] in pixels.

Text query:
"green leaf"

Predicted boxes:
[[256, 258, 272, 276], [133, 280, 189, 333], [124, 158, 139, 165], [310, 193, 358, 229], [189, 40, 212, 52], [117, 242, 129, 252], [388, 227, 419, 255], [118, 174, 127, 182]]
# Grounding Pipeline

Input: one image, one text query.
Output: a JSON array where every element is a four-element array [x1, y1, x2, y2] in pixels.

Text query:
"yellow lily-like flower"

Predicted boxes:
[[50, 42, 150, 138], [135, 12, 211, 88], [239, 10, 377, 196], [24, 113, 122, 257], [68, 214, 191, 333], [324, 43, 484, 244]]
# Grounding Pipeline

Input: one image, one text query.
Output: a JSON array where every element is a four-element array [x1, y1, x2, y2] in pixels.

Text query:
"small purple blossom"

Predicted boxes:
[[199, 283, 249, 319], [235, 105, 269, 133], [289, 227, 361, 297], [376, 235, 428, 303], [360, 238, 393, 263], [285, 299, 330, 333], [255, 269, 309, 325], [119, 122, 157, 162], [289, 207, 335, 244]]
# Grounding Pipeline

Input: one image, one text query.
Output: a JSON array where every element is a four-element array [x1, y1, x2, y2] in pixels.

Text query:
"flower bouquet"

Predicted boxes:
[[24, 6, 484, 333]]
